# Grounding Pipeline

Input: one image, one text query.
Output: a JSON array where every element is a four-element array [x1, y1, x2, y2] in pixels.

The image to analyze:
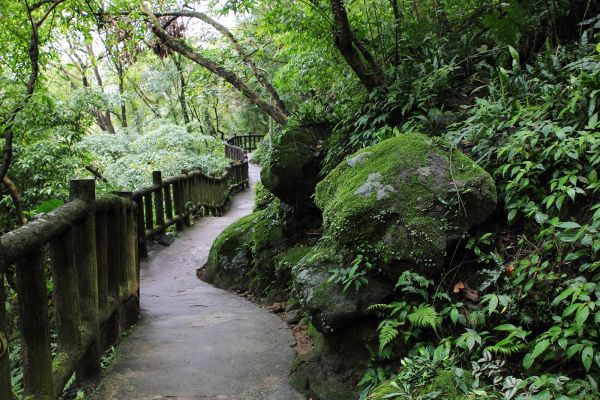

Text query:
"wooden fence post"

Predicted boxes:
[[116, 193, 139, 327], [135, 196, 148, 259], [70, 179, 100, 381], [173, 179, 184, 231], [164, 183, 174, 223], [17, 249, 54, 398], [153, 172, 165, 231], [105, 204, 123, 344], [144, 193, 153, 234], [49, 229, 82, 379], [181, 171, 191, 227], [0, 268, 13, 399], [116, 196, 130, 328], [95, 211, 109, 331]]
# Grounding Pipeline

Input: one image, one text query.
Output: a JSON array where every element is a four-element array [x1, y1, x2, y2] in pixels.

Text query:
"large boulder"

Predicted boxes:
[[292, 244, 393, 333], [204, 200, 297, 293], [204, 211, 259, 291], [315, 132, 496, 280], [261, 123, 330, 215]]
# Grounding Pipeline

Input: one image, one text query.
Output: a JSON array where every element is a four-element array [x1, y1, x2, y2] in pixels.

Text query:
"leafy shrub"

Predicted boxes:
[[80, 120, 229, 190]]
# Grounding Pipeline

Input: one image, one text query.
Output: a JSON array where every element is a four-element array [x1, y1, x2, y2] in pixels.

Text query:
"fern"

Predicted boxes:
[[377, 320, 401, 352], [408, 305, 438, 330], [485, 342, 526, 356]]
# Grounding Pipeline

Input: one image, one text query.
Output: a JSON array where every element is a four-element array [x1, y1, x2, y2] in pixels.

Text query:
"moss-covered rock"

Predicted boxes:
[[253, 181, 275, 211], [291, 322, 363, 400], [204, 199, 298, 294], [261, 123, 330, 215], [204, 211, 262, 291], [315, 132, 496, 279], [274, 245, 312, 288], [292, 244, 393, 333]]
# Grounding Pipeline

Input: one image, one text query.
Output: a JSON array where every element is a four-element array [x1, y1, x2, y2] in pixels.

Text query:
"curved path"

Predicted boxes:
[[94, 164, 303, 400]]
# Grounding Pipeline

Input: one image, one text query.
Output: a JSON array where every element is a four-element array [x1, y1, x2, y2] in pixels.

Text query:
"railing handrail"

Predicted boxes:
[[0, 140, 249, 399], [226, 133, 264, 153]]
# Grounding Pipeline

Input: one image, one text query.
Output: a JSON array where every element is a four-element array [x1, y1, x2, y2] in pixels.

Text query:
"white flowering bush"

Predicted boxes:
[[80, 121, 228, 190]]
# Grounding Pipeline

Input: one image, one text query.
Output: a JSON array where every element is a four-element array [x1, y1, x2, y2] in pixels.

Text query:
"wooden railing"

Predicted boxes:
[[0, 141, 248, 399], [226, 134, 264, 153]]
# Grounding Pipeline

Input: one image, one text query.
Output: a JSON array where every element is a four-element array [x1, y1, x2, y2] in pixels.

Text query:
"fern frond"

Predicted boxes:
[[408, 305, 438, 330], [485, 342, 526, 356], [378, 320, 400, 352], [368, 303, 391, 311]]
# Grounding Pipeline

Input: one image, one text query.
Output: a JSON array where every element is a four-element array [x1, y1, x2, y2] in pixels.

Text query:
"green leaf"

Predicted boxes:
[[495, 324, 518, 331], [488, 295, 499, 315], [450, 307, 459, 325], [582, 346, 594, 371], [523, 339, 550, 369], [576, 306, 590, 330], [553, 286, 576, 305], [408, 305, 438, 330], [557, 221, 581, 229], [563, 303, 581, 318]]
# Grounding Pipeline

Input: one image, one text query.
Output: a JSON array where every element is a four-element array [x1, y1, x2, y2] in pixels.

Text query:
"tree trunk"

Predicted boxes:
[[329, 0, 384, 91], [86, 41, 117, 133], [173, 56, 190, 124]]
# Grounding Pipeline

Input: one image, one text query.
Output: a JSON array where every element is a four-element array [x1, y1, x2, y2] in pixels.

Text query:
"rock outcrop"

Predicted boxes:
[[261, 123, 330, 216], [204, 199, 297, 293], [315, 132, 497, 280]]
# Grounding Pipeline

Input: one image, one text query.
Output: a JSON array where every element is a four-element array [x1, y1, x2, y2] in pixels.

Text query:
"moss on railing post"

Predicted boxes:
[[49, 228, 82, 358], [95, 211, 109, 329], [135, 197, 148, 259], [70, 179, 100, 380], [173, 179, 184, 231], [164, 183, 174, 222], [152, 172, 165, 231], [181, 170, 192, 227], [105, 204, 122, 344], [17, 249, 54, 399], [144, 193, 153, 234], [0, 268, 13, 399]]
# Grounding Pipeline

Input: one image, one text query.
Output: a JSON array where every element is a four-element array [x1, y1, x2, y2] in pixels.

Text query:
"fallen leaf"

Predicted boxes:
[[453, 281, 465, 293], [505, 264, 515, 277]]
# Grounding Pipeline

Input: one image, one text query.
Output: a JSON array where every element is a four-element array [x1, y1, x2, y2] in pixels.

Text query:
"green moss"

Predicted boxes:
[[425, 370, 469, 400], [253, 181, 275, 211], [275, 246, 312, 275], [206, 198, 298, 294], [314, 132, 496, 276], [205, 211, 263, 289], [370, 370, 468, 400]]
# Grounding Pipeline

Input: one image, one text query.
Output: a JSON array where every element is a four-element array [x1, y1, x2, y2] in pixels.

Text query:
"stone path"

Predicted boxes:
[[93, 164, 303, 400]]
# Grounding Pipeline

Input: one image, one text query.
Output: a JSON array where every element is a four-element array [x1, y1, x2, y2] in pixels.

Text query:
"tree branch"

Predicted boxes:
[[143, 5, 288, 125], [155, 9, 289, 116]]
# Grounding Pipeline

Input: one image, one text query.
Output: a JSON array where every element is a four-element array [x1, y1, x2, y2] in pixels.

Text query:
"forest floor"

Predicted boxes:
[[91, 164, 303, 400]]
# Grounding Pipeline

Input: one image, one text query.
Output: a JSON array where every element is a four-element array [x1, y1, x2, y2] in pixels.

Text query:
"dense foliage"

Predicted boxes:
[[1, 0, 599, 398]]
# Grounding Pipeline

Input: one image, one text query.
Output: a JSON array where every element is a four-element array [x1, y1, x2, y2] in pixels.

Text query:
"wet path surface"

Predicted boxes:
[[93, 164, 303, 400]]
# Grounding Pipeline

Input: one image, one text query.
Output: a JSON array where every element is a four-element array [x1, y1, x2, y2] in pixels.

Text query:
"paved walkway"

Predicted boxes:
[[93, 164, 303, 400]]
